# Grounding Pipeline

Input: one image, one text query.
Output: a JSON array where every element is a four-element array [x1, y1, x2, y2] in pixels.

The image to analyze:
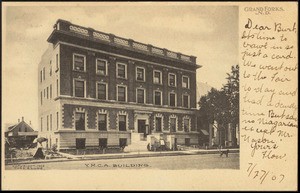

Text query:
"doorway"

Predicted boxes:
[[138, 120, 146, 137]]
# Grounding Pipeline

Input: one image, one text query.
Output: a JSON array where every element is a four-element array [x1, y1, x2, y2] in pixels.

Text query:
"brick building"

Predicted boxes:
[[38, 19, 201, 150]]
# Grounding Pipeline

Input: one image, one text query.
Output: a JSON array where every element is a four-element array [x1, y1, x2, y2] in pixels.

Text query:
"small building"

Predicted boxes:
[[5, 117, 38, 148]]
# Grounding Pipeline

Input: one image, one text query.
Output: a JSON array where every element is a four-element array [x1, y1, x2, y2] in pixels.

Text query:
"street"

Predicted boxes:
[[6, 153, 239, 170]]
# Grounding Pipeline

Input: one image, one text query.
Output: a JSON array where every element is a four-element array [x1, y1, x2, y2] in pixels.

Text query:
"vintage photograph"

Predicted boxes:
[[3, 4, 239, 170]]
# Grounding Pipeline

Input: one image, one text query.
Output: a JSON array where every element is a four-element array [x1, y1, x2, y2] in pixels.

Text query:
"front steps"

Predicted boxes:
[[125, 133, 149, 152]]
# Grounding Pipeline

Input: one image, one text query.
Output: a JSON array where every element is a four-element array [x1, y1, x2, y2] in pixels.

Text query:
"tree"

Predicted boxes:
[[223, 64, 239, 145], [198, 64, 239, 147]]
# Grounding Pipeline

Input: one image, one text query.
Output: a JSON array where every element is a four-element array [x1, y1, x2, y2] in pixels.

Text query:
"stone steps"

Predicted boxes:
[[125, 140, 149, 152]]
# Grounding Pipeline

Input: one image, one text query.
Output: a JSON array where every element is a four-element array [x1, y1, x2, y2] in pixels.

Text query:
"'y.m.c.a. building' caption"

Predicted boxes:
[[38, 19, 202, 151]]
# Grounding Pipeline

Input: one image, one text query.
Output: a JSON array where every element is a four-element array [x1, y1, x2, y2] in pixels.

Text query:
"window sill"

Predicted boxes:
[[74, 96, 85, 98], [117, 76, 127, 80], [96, 73, 108, 76], [73, 69, 86, 73], [96, 98, 108, 101]]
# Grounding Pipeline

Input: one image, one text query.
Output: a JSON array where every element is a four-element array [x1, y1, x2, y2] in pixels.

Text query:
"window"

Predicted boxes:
[[47, 115, 49, 131], [43, 67, 45, 80], [56, 112, 59, 130], [136, 88, 145, 104], [154, 91, 162, 105], [73, 54, 85, 71], [169, 93, 176, 107], [74, 80, 85, 97], [50, 114, 52, 131], [47, 87, 49, 99], [185, 138, 190, 146], [96, 59, 107, 75], [153, 70, 162, 84], [117, 85, 127, 102], [119, 138, 127, 147], [184, 118, 190, 132], [97, 83, 107, 100], [99, 138, 107, 148], [117, 63, 127, 79], [183, 94, 190, 108], [41, 117, 43, 132], [119, 115, 126, 131], [136, 67, 145, 81], [56, 79, 59, 96], [40, 91, 43, 105], [182, 76, 189, 88], [76, 138, 86, 149], [98, 114, 107, 131], [50, 65, 52, 76], [40, 71, 43, 82], [56, 54, 58, 69], [75, 112, 85, 130], [155, 117, 162, 132], [168, 73, 176, 87], [50, 84, 52, 99], [170, 118, 177, 132]]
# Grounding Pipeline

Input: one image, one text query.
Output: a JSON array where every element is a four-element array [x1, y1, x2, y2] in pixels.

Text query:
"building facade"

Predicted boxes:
[[38, 19, 201, 150]]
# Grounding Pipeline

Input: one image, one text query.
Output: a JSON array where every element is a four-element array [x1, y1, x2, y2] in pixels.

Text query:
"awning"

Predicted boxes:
[[200, 129, 209, 136]]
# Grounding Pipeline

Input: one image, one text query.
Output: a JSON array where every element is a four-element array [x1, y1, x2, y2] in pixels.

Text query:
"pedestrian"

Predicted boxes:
[[33, 142, 45, 159], [160, 138, 165, 151]]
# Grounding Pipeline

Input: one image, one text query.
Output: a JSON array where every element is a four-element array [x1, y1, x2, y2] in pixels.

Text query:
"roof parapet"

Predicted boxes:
[[50, 19, 197, 64]]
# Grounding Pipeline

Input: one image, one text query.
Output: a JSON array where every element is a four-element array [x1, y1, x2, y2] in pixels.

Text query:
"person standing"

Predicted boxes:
[[33, 142, 45, 159]]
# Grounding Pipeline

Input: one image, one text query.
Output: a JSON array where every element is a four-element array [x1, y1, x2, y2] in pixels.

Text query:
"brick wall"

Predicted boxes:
[[59, 44, 196, 109]]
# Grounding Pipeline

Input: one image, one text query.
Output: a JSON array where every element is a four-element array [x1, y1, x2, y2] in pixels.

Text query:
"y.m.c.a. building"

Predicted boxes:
[[38, 19, 202, 151]]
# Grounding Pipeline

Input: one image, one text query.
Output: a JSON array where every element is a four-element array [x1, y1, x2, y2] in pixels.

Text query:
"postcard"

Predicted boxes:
[[1, 1, 297, 191]]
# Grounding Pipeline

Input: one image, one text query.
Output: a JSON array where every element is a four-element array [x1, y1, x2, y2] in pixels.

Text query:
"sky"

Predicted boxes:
[[2, 3, 238, 130]]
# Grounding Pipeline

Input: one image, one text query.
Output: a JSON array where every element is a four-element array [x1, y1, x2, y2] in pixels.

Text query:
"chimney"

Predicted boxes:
[[18, 119, 20, 123], [30, 121, 32, 125], [22, 117, 24, 122]]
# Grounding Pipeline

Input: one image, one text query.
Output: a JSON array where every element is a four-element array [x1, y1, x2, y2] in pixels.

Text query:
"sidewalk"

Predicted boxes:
[[5, 148, 239, 165]]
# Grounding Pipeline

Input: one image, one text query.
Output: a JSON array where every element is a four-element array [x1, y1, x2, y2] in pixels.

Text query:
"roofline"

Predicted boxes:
[[6, 121, 34, 132], [48, 19, 199, 65]]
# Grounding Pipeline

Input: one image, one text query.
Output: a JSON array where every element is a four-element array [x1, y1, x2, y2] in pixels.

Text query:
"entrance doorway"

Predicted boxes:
[[138, 120, 146, 137]]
